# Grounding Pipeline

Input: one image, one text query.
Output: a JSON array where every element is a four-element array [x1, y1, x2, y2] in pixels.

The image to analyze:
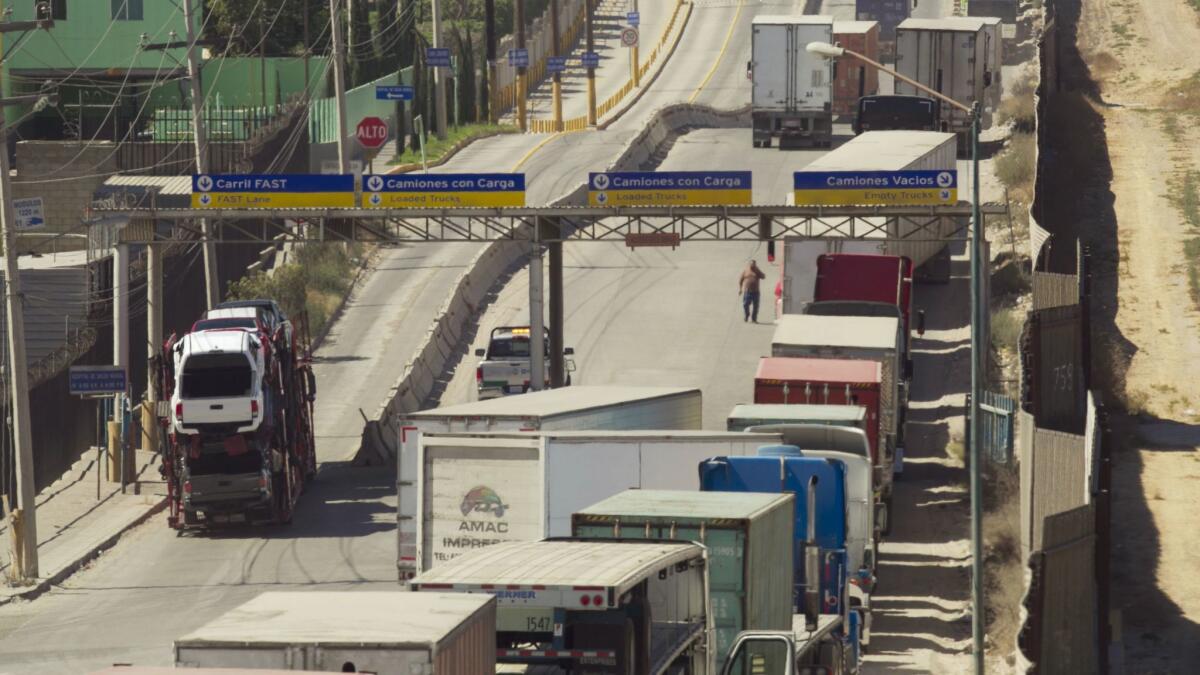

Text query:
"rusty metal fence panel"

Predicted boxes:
[[1023, 303, 1086, 433], [1032, 271, 1079, 310], [1018, 409, 1036, 559], [980, 390, 1017, 464], [1022, 504, 1099, 674]]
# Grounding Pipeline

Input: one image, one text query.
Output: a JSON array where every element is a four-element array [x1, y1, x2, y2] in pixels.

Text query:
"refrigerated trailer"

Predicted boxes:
[[410, 539, 712, 675], [751, 15, 834, 149], [173, 592, 496, 674], [395, 386, 702, 578], [573, 490, 795, 665], [414, 430, 779, 572], [894, 17, 997, 134]]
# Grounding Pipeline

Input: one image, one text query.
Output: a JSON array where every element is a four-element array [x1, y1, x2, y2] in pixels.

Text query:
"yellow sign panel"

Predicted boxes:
[[362, 190, 525, 208], [588, 189, 752, 207], [792, 187, 958, 207], [362, 173, 526, 209], [192, 192, 356, 209]]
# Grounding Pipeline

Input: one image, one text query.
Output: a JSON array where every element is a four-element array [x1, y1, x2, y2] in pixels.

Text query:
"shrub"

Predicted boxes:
[[995, 131, 1036, 191]]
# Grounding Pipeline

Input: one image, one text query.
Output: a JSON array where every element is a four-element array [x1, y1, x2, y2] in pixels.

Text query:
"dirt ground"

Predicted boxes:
[[1075, 0, 1200, 670]]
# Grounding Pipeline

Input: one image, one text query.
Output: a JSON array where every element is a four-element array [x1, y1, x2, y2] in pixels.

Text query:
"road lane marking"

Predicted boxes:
[[688, 0, 746, 103]]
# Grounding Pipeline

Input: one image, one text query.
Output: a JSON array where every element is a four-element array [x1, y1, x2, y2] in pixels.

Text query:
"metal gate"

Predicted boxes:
[[980, 390, 1017, 464]]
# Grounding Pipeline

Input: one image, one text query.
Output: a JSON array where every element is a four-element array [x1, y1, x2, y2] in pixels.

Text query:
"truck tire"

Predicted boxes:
[[879, 493, 894, 537]]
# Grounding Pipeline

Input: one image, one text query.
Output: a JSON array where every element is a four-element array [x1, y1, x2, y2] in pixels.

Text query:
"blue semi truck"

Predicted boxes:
[[700, 449, 869, 673]]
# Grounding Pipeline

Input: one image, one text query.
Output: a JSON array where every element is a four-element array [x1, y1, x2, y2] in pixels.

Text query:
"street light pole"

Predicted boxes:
[[807, 40, 987, 675]]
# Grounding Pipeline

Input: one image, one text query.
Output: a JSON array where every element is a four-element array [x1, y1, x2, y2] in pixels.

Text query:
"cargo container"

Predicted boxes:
[[771, 314, 904, 475], [395, 386, 702, 577], [174, 592, 496, 674], [832, 21, 880, 115], [855, 0, 910, 55], [410, 539, 712, 675], [894, 17, 993, 134], [753, 357, 883, 462], [573, 490, 794, 665], [785, 131, 960, 283], [751, 15, 834, 149], [413, 430, 778, 573]]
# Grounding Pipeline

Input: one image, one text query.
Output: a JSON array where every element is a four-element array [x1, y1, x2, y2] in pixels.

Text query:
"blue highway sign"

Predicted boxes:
[[588, 171, 753, 206], [581, 52, 600, 68], [508, 48, 530, 68], [192, 174, 356, 209], [69, 366, 127, 396], [547, 56, 567, 73], [426, 48, 452, 67], [793, 170, 958, 206], [376, 85, 415, 101], [627, 11, 640, 26], [363, 173, 526, 208]]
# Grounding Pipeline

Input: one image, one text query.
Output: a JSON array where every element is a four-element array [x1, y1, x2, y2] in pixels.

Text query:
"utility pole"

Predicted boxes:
[[302, 0, 311, 92], [183, 0, 220, 309], [550, 0, 563, 131], [431, 0, 448, 140], [143, 243, 162, 457], [528, 228, 545, 392], [514, 0, 527, 132], [329, 0, 351, 172], [968, 102, 985, 675], [484, 0, 496, 123], [585, 0, 597, 125], [631, 0, 640, 87]]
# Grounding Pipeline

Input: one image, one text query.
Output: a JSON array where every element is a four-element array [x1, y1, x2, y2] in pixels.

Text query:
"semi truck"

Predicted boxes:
[[410, 539, 712, 674], [832, 21, 880, 116], [474, 326, 576, 399], [854, 0, 912, 56], [159, 305, 316, 529], [572, 490, 795, 665], [815, 253, 921, 341], [894, 17, 998, 135], [699, 455, 865, 666], [173, 592, 496, 674], [413, 430, 778, 572], [750, 15, 834, 149], [395, 386, 703, 577]]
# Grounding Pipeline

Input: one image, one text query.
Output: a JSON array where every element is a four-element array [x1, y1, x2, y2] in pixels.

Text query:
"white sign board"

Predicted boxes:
[[13, 197, 44, 230]]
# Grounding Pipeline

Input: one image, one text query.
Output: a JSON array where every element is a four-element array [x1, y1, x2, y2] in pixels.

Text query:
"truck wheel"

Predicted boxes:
[[879, 494, 894, 537], [621, 620, 637, 675]]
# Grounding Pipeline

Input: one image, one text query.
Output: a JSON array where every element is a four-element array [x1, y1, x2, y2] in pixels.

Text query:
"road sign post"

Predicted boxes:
[[69, 366, 128, 396]]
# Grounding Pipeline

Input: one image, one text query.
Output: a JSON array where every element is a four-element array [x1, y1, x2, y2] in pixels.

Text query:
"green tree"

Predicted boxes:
[[205, 0, 329, 57]]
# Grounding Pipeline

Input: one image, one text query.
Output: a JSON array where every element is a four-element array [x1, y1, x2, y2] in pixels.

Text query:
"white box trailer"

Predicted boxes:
[[751, 15, 835, 149], [174, 592, 496, 674], [396, 386, 703, 577], [781, 130, 960, 308], [415, 430, 781, 573], [894, 17, 993, 133], [980, 17, 1004, 109]]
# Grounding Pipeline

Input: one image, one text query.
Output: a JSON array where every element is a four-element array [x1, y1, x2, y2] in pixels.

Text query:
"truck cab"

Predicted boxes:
[[474, 326, 575, 400], [170, 330, 268, 437], [722, 614, 857, 675]]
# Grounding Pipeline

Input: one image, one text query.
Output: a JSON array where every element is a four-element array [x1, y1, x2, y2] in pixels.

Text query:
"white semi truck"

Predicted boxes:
[[395, 386, 703, 578], [751, 15, 835, 149], [414, 430, 780, 572]]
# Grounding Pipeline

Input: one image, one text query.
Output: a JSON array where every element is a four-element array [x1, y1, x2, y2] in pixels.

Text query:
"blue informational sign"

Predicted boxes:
[[793, 170, 958, 206], [547, 56, 567, 73], [376, 85, 415, 101], [627, 11, 640, 26], [508, 48, 530, 68], [426, 47, 452, 67], [581, 52, 600, 68], [362, 173, 527, 208], [192, 174, 356, 208], [588, 171, 753, 206], [69, 366, 127, 396]]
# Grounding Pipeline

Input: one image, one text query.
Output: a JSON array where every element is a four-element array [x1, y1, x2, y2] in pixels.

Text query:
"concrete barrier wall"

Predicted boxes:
[[356, 103, 749, 464]]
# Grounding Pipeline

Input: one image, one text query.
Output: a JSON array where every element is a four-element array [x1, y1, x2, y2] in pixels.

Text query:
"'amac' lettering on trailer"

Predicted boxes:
[[459, 520, 509, 533]]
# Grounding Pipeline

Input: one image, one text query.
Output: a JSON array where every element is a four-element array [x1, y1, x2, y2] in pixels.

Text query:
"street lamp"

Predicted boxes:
[[807, 41, 987, 675]]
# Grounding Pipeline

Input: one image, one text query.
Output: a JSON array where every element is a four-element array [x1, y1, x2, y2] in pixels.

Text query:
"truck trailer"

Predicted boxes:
[[159, 307, 316, 530], [396, 386, 703, 577], [173, 592, 496, 674], [832, 21, 880, 116], [414, 430, 778, 573], [894, 17, 996, 134], [855, 0, 912, 56], [410, 539, 712, 675], [573, 489, 795, 665], [750, 15, 834, 149]]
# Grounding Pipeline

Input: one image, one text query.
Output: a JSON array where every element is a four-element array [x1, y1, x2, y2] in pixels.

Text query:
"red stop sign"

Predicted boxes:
[[356, 116, 389, 149]]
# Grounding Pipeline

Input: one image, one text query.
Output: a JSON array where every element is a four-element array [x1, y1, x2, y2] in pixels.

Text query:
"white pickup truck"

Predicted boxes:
[[474, 326, 575, 399]]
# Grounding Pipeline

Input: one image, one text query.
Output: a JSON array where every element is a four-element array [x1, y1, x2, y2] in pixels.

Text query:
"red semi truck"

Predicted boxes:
[[813, 253, 922, 349]]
